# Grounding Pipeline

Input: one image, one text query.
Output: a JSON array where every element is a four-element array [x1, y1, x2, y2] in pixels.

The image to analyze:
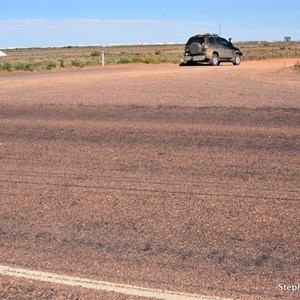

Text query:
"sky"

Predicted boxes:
[[0, 0, 300, 48]]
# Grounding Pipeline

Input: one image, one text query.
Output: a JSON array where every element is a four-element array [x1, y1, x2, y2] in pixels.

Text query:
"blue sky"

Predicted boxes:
[[1, 0, 300, 48]]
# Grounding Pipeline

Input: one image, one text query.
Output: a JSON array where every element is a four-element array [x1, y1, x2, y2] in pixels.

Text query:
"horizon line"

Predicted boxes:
[[2, 39, 299, 50]]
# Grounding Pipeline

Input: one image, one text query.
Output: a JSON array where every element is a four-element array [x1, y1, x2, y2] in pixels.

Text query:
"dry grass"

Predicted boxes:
[[0, 42, 299, 72], [293, 61, 300, 73], [239, 41, 300, 61]]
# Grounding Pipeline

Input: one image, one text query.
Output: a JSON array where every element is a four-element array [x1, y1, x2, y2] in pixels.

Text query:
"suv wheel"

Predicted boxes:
[[233, 54, 241, 65], [211, 54, 219, 66]]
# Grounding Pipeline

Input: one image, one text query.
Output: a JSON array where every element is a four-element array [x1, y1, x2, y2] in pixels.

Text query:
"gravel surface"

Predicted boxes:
[[0, 59, 299, 299]]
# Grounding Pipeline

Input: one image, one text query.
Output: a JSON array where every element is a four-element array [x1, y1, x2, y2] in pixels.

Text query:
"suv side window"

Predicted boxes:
[[214, 37, 223, 46], [208, 37, 215, 45], [220, 38, 230, 47]]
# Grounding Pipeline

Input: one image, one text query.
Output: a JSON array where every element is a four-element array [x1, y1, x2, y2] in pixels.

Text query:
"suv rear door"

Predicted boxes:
[[186, 36, 205, 55]]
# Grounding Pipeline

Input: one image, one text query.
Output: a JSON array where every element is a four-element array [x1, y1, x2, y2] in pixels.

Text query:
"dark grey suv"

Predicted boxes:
[[183, 33, 243, 66]]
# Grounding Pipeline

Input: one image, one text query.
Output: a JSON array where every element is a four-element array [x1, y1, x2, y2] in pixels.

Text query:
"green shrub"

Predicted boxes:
[[131, 57, 143, 63], [71, 59, 85, 68], [158, 58, 170, 63], [14, 62, 34, 71], [71, 59, 80, 67], [0, 62, 12, 71], [46, 61, 57, 70], [293, 62, 300, 73], [141, 57, 158, 64], [117, 58, 130, 64], [90, 51, 100, 57]]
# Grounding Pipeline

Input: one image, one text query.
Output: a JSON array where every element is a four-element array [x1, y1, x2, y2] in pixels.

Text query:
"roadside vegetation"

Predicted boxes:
[[292, 61, 300, 73], [0, 41, 299, 73]]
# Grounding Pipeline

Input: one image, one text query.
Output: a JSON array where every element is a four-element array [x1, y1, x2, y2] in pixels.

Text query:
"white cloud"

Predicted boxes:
[[0, 19, 218, 47], [1, 18, 299, 48]]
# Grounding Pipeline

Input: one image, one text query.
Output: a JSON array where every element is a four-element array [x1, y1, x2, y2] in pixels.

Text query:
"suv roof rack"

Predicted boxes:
[[193, 33, 219, 38], [205, 33, 219, 37]]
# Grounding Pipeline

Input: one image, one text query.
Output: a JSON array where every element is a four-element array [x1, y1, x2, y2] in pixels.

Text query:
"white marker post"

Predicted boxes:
[[102, 50, 105, 67]]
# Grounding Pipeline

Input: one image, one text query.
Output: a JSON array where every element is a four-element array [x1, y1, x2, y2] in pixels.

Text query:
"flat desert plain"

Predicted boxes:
[[0, 59, 299, 299]]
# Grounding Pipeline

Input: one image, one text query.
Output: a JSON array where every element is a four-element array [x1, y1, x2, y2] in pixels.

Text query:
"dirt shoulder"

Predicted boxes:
[[1, 58, 300, 109]]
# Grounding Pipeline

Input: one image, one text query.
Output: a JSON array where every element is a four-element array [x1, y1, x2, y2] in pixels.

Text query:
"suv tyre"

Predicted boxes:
[[211, 54, 219, 66], [233, 53, 241, 65]]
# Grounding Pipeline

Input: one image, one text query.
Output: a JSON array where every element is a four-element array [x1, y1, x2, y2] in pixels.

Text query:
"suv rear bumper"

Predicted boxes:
[[183, 55, 206, 62]]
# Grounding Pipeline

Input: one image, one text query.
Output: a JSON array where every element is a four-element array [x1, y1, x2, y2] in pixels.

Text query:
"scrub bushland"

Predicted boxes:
[[293, 61, 300, 73], [0, 41, 299, 72]]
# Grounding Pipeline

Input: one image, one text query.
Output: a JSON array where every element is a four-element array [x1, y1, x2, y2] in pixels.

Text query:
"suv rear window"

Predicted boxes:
[[186, 36, 205, 45]]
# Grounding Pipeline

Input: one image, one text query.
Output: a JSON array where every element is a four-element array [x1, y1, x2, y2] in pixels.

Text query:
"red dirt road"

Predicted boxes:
[[0, 59, 299, 299]]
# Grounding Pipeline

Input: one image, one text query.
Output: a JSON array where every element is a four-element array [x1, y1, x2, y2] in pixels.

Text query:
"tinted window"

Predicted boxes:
[[208, 37, 216, 44], [220, 38, 230, 47]]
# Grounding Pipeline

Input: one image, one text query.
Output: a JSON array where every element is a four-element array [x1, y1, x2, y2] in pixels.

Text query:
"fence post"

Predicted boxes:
[[102, 50, 105, 67], [284, 36, 291, 56]]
